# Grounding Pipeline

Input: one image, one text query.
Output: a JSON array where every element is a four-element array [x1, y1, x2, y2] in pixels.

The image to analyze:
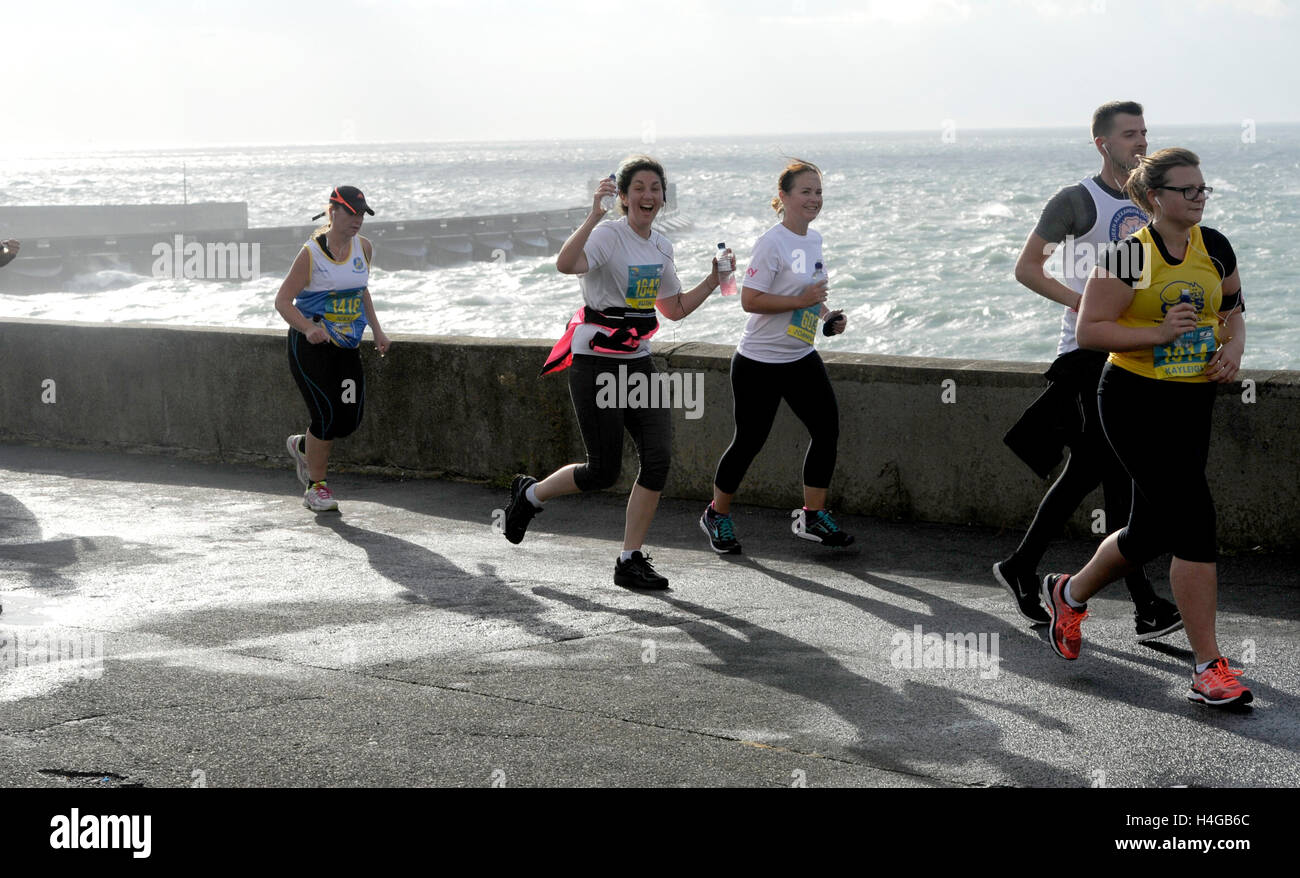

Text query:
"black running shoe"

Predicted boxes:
[[795, 508, 855, 548], [503, 474, 541, 544], [1134, 596, 1183, 642], [699, 506, 742, 554], [993, 560, 1050, 625], [614, 552, 669, 590]]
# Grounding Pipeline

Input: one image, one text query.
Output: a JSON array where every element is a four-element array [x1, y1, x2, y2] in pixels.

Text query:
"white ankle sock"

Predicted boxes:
[[1063, 579, 1086, 609], [525, 484, 543, 508], [619, 550, 638, 562]]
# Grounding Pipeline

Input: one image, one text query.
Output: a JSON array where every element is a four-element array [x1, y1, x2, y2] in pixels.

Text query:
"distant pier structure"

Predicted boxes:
[[0, 183, 690, 292]]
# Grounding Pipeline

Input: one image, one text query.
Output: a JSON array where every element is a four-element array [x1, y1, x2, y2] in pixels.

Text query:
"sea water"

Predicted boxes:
[[1, 125, 1295, 369]]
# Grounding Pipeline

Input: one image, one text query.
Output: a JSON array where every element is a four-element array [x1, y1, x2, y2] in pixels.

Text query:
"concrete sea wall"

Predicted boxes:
[[0, 203, 249, 238], [1, 318, 1296, 550]]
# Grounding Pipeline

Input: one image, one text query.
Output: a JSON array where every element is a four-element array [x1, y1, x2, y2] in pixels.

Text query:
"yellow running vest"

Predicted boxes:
[[1109, 224, 1223, 382]]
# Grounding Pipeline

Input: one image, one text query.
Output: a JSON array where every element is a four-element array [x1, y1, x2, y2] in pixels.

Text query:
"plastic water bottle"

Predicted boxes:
[[811, 262, 832, 334], [599, 174, 616, 212], [1176, 290, 1198, 346], [717, 242, 738, 296], [1178, 291, 1195, 331]]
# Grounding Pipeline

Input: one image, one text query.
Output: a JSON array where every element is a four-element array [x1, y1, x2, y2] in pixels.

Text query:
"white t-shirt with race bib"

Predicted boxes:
[[574, 216, 682, 359], [736, 223, 822, 364]]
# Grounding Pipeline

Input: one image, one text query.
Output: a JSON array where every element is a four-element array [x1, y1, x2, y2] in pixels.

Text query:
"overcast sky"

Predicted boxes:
[[8, 0, 1296, 150]]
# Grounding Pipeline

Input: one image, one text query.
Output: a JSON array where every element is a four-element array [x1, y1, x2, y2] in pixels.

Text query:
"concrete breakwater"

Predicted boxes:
[[0, 206, 594, 292], [0, 187, 689, 292], [1, 318, 1296, 550]]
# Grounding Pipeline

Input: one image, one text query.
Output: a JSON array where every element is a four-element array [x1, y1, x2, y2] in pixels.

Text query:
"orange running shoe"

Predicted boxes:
[[1041, 574, 1087, 660], [1188, 658, 1253, 707]]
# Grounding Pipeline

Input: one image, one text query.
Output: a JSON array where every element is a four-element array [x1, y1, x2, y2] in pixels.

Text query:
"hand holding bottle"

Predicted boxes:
[[797, 279, 828, 309], [1159, 301, 1198, 343], [715, 242, 738, 296], [595, 174, 617, 214]]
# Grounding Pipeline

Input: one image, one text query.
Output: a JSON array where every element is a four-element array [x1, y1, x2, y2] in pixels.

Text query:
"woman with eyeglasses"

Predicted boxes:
[[499, 155, 722, 590], [275, 185, 391, 512], [1040, 148, 1250, 707], [699, 158, 852, 555]]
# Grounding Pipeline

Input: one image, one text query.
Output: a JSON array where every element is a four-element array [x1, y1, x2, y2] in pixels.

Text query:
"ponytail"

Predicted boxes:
[[1125, 147, 1199, 216]]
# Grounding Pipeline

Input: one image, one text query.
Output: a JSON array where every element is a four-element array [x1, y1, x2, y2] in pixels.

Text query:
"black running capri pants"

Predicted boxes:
[[568, 354, 671, 493], [714, 349, 839, 495], [287, 327, 365, 441], [1098, 362, 1218, 564]]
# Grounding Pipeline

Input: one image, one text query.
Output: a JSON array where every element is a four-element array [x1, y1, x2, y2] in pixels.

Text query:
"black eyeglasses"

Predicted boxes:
[[1155, 185, 1214, 201]]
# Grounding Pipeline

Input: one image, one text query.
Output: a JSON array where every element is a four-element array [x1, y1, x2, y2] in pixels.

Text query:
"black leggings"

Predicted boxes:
[[714, 350, 839, 494], [287, 328, 365, 441], [1099, 362, 1218, 564], [1010, 352, 1154, 602], [568, 354, 671, 493]]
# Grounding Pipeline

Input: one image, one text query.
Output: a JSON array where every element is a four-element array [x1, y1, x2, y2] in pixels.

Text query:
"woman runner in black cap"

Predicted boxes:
[[274, 185, 391, 512]]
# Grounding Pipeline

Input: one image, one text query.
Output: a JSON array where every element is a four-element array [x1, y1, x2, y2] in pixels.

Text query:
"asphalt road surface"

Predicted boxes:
[[1, 444, 1295, 788]]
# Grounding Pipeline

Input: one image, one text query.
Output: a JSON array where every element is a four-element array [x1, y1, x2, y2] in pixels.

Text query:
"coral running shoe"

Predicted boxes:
[[1041, 573, 1087, 660], [1188, 658, 1253, 707]]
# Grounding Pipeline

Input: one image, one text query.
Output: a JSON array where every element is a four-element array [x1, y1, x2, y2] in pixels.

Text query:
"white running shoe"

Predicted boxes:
[[303, 481, 338, 512], [286, 434, 310, 488]]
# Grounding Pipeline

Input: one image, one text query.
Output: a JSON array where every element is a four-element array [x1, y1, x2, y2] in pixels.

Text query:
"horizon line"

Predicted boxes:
[[3, 120, 1297, 156]]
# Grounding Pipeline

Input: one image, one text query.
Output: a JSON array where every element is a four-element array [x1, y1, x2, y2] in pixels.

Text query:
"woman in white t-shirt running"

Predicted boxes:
[[500, 155, 723, 590], [701, 159, 852, 554]]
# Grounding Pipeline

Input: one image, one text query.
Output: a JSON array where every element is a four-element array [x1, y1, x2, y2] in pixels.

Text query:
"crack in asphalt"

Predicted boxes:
[[38, 767, 130, 779], [25, 713, 113, 731], [135, 628, 954, 784], [11, 693, 331, 736], [359, 672, 952, 786], [5, 611, 967, 787]]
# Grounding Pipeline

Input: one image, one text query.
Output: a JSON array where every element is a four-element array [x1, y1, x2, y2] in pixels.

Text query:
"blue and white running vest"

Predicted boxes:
[[1057, 178, 1148, 355], [294, 235, 370, 348]]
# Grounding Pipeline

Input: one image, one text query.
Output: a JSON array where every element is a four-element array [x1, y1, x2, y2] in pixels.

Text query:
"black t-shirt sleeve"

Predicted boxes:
[[1032, 184, 1096, 244], [1201, 226, 1245, 313], [1097, 235, 1145, 288], [1199, 226, 1238, 281]]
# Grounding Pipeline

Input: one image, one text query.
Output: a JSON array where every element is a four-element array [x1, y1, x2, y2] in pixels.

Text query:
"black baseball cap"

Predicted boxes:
[[313, 185, 375, 220]]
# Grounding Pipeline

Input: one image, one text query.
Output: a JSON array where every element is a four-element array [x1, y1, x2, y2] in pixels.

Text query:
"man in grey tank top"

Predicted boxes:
[[996, 101, 1182, 642]]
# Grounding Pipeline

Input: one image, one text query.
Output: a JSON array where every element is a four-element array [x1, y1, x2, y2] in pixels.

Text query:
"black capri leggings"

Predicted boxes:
[[287, 328, 365, 441], [714, 350, 839, 495], [1098, 362, 1218, 564], [1013, 352, 1142, 569], [569, 354, 671, 493]]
